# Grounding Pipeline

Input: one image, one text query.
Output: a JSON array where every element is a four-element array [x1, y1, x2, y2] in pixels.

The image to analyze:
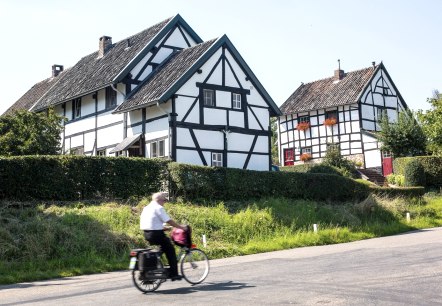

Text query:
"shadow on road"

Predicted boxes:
[[154, 280, 255, 295]]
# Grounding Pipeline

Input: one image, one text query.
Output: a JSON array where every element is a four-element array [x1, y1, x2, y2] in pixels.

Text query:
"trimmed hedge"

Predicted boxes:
[[394, 156, 442, 187], [369, 186, 425, 198], [0, 156, 169, 201], [168, 162, 369, 202]]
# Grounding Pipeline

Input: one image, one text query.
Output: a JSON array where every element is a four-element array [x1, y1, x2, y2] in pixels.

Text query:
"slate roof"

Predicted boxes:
[[280, 65, 379, 114], [2, 72, 66, 116], [31, 17, 174, 112], [114, 39, 217, 113]]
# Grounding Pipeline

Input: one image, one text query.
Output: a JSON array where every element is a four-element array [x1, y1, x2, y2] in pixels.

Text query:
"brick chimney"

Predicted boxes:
[[98, 36, 112, 58], [52, 64, 64, 77], [334, 69, 345, 80]]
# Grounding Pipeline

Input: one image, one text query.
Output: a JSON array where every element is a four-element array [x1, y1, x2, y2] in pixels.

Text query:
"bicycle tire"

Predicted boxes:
[[180, 248, 210, 285], [132, 269, 163, 293]]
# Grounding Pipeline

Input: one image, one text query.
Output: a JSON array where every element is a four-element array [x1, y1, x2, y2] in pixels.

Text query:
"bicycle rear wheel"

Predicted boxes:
[[132, 269, 163, 293], [180, 248, 210, 285]]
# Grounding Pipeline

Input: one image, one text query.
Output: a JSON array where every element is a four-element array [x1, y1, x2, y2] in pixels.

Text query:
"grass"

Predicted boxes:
[[1, 194, 442, 284]]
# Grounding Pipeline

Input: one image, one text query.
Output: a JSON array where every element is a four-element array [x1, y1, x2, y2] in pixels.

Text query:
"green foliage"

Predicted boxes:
[[168, 162, 369, 202], [378, 109, 427, 157], [395, 156, 442, 187], [369, 186, 425, 198], [0, 109, 64, 156], [417, 92, 442, 155], [2, 195, 442, 284], [404, 159, 426, 187], [322, 144, 356, 178], [0, 156, 170, 201], [386, 174, 405, 186], [270, 117, 279, 165]]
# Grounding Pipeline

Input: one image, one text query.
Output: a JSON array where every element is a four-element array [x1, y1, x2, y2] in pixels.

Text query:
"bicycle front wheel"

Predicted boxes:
[[180, 248, 210, 285]]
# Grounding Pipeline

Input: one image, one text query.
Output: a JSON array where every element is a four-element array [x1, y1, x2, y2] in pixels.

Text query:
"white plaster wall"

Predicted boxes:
[[70, 134, 83, 148], [254, 136, 268, 153], [204, 108, 227, 125], [365, 149, 382, 168], [247, 154, 269, 171], [151, 48, 173, 64], [84, 132, 95, 152], [228, 133, 254, 151], [249, 107, 269, 130], [65, 116, 95, 136], [97, 112, 123, 127], [227, 153, 247, 169], [216, 91, 231, 108], [229, 111, 244, 128], [194, 130, 224, 150], [130, 52, 151, 79], [387, 108, 398, 122], [385, 96, 397, 108], [351, 121, 360, 132], [165, 27, 189, 48], [176, 128, 193, 147], [224, 50, 248, 88], [97, 123, 123, 148], [97, 90, 106, 112], [176, 149, 204, 166], [280, 132, 288, 144], [81, 95, 95, 116], [127, 109, 143, 126], [372, 93, 384, 106], [175, 96, 198, 122]]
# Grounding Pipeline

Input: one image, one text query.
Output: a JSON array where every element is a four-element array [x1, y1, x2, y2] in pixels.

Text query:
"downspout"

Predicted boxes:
[[111, 83, 128, 156], [156, 101, 171, 160]]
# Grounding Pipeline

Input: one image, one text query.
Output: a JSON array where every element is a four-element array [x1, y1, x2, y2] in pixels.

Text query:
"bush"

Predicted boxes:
[[306, 164, 343, 176], [0, 156, 170, 202], [394, 156, 442, 187], [369, 186, 425, 198], [404, 159, 426, 187], [386, 174, 405, 186]]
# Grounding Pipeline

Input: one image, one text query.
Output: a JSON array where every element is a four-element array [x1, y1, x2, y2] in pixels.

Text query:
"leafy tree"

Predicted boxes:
[[0, 109, 64, 156], [417, 91, 442, 155], [378, 109, 426, 157], [322, 144, 356, 177], [270, 117, 279, 165]]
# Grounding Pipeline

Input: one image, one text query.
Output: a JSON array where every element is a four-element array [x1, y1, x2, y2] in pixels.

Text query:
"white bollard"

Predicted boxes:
[[202, 234, 207, 247], [406, 212, 411, 223], [313, 224, 318, 233]]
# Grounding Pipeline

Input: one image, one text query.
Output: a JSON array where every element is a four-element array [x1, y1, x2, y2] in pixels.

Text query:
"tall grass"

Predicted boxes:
[[1, 194, 442, 284]]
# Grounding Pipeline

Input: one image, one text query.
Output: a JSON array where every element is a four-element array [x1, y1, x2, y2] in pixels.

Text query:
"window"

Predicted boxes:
[[71, 146, 84, 155], [73, 98, 81, 119], [377, 107, 385, 120], [232, 93, 241, 109], [298, 116, 309, 123], [212, 152, 222, 167], [150, 139, 165, 158], [106, 86, 117, 109], [301, 147, 312, 154], [325, 110, 338, 121], [203, 89, 215, 107], [97, 149, 106, 156]]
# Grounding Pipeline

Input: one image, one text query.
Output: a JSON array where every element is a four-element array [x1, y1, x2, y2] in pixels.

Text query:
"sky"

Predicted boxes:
[[0, 0, 440, 115]]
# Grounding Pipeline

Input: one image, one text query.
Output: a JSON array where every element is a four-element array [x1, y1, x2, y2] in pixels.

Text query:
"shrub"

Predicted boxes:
[[394, 156, 442, 187], [307, 164, 343, 176], [404, 159, 426, 187]]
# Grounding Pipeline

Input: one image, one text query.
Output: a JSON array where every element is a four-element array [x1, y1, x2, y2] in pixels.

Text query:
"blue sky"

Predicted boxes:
[[0, 0, 440, 115]]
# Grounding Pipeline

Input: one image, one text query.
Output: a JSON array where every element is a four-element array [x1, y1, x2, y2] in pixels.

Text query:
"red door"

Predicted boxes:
[[382, 151, 393, 176], [284, 148, 294, 166]]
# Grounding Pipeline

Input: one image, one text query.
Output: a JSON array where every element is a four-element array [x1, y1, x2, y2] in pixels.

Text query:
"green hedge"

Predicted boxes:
[[0, 156, 169, 201], [369, 186, 425, 198], [169, 162, 369, 202], [394, 156, 442, 187]]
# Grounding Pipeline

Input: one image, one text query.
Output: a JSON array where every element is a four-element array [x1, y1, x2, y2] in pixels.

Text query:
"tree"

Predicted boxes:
[[0, 109, 64, 156], [417, 91, 442, 156], [378, 109, 426, 157], [270, 117, 279, 165]]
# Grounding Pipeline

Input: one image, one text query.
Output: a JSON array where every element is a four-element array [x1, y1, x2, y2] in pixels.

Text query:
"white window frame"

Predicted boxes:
[[212, 152, 223, 167], [232, 93, 241, 109], [298, 115, 309, 123], [301, 147, 312, 154], [150, 139, 166, 158], [97, 149, 106, 156], [203, 89, 215, 107]]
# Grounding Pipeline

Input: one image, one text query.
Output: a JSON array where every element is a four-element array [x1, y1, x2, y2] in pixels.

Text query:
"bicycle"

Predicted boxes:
[[129, 230, 210, 293]]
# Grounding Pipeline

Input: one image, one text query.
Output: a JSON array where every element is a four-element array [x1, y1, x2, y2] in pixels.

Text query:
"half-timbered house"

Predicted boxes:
[[5, 15, 280, 171], [278, 62, 408, 176]]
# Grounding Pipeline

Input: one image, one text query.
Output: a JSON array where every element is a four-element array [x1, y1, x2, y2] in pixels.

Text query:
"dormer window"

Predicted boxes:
[[203, 89, 215, 107], [73, 98, 81, 119], [232, 93, 241, 109], [106, 86, 117, 109]]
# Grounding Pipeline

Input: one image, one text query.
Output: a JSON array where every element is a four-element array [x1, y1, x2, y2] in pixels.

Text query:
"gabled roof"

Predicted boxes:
[[31, 15, 202, 112], [2, 70, 67, 116], [280, 65, 380, 114], [115, 35, 281, 116]]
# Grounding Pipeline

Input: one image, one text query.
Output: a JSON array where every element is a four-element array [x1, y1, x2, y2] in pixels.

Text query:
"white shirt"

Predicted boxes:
[[140, 201, 171, 230]]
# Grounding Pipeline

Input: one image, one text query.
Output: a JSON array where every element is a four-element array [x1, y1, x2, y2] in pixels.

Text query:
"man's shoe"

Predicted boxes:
[[170, 275, 183, 281]]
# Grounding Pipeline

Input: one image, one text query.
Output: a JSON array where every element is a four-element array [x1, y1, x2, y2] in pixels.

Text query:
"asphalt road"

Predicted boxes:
[[1, 227, 442, 305]]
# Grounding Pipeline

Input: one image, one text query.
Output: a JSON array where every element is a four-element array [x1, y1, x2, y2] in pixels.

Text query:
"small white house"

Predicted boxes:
[[278, 62, 408, 176], [5, 15, 281, 171]]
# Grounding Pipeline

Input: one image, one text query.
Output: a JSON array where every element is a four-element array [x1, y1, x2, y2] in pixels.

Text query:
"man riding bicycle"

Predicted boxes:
[[140, 192, 187, 281]]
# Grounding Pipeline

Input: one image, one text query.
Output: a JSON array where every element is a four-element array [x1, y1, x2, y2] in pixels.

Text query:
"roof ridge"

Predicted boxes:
[[301, 65, 378, 86]]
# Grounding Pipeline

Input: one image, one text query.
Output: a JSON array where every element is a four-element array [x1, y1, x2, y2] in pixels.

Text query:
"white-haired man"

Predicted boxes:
[[140, 192, 187, 281]]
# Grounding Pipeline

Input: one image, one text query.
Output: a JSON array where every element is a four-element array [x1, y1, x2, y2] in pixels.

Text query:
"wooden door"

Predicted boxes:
[[284, 148, 294, 166], [382, 151, 393, 176]]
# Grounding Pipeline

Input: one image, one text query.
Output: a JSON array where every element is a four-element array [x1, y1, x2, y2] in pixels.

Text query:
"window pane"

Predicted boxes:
[[233, 93, 241, 109], [204, 89, 214, 106], [159, 140, 165, 157], [151, 142, 157, 157]]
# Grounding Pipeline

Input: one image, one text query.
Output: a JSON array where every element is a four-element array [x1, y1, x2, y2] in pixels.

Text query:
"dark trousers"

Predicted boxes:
[[144, 230, 178, 277]]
